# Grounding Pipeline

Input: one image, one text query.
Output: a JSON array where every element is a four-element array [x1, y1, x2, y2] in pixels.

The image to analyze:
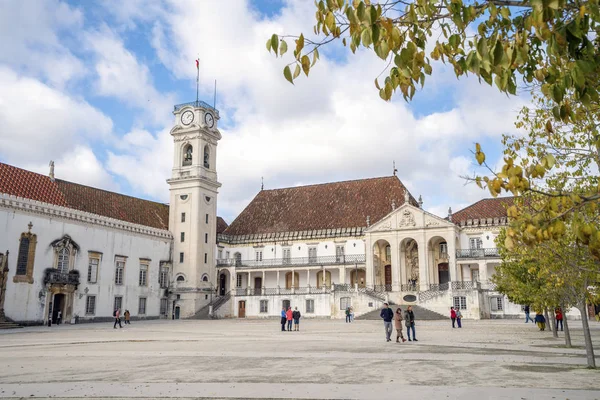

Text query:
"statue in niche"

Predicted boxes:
[[183, 145, 193, 166], [405, 240, 419, 284]]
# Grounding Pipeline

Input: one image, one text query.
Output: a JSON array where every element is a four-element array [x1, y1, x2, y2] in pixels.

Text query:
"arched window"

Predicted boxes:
[[203, 145, 210, 168], [57, 247, 70, 274], [202, 275, 209, 282], [183, 145, 193, 166], [176, 275, 185, 282], [385, 245, 391, 262]]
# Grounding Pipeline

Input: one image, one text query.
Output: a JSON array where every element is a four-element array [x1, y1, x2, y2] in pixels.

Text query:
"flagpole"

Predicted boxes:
[[196, 57, 200, 106], [213, 80, 217, 110]]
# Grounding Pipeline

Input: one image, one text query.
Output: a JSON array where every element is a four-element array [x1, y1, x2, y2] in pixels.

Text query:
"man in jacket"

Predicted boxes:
[[113, 308, 122, 329], [404, 306, 417, 341], [280, 307, 286, 331], [524, 305, 534, 323], [292, 307, 301, 331], [380, 303, 394, 342]]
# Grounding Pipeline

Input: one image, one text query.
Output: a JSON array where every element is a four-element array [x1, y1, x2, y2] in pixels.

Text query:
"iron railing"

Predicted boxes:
[[216, 254, 366, 269], [43, 270, 80, 286], [401, 283, 419, 292], [456, 248, 500, 259], [452, 281, 475, 290], [173, 100, 218, 113]]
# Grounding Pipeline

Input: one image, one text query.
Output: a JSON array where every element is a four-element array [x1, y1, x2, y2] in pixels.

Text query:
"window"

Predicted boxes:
[[205, 213, 209, 224], [306, 299, 315, 313], [179, 252, 184, 263], [205, 233, 208, 243], [236, 274, 242, 288], [85, 295, 96, 315], [308, 247, 317, 263], [202, 275, 208, 282], [204, 253, 207, 263], [255, 251, 263, 262], [176, 275, 185, 282], [336, 245, 345, 263], [57, 247, 70, 274], [469, 238, 483, 249], [181, 212, 186, 223], [87, 257, 99, 283], [439, 242, 448, 257], [183, 144, 193, 166], [203, 145, 210, 168], [16, 236, 30, 275], [384, 245, 390, 262], [181, 232, 185, 242], [283, 248, 291, 264], [234, 252, 241, 267], [453, 296, 467, 310], [218, 249, 223, 260], [491, 296, 504, 311], [159, 267, 169, 288], [226, 251, 230, 259], [260, 300, 268, 313], [340, 297, 351, 310], [114, 296, 123, 311], [160, 298, 168, 315], [138, 297, 147, 314], [139, 263, 148, 286], [115, 259, 125, 285]]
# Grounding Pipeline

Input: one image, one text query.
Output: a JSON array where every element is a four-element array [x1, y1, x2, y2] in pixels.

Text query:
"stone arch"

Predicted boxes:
[[182, 144, 193, 166], [218, 269, 230, 295], [372, 239, 392, 290], [428, 235, 450, 285], [201, 273, 209, 282]]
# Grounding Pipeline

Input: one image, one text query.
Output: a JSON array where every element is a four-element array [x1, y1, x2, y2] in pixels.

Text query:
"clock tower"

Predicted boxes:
[[167, 101, 221, 319]]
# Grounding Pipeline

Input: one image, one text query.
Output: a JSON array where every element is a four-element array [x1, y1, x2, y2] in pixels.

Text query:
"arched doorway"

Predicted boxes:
[[428, 236, 450, 285], [219, 270, 230, 295], [52, 293, 64, 324], [350, 269, 366, 287], [285, 272, 300, 289], [316, 270, 331, 288], [373, 239, 393, 290]]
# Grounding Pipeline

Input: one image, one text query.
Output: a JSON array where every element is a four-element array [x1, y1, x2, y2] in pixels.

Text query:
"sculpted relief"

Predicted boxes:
[[398, 210, 416, 228]]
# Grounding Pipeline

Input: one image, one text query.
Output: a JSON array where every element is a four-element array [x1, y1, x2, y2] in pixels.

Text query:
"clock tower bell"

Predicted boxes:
[[167, 101, 221, 319]]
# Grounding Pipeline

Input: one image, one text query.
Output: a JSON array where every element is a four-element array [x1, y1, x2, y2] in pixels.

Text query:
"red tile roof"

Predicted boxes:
[[0, 162, 170, 230], [216, 216, 228, 234], [451, 197, 514, 225], [224, 176, 417, 236]]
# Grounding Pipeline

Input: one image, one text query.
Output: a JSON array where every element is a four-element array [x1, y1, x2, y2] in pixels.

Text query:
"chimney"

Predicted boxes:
[[448, 207, 453, 222], [418, 195, 423, 208], [49, 161, 55, 182]]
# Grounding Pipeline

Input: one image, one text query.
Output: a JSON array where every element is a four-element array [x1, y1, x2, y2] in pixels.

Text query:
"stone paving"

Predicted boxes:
[[0, 318, 599, 399]]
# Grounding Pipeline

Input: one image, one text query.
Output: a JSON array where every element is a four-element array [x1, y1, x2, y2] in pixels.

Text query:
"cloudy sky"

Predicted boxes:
[[0, 0, 525, 223]]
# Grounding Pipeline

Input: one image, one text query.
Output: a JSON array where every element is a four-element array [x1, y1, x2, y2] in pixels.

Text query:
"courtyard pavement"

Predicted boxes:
[[0, 318, 599, 399]]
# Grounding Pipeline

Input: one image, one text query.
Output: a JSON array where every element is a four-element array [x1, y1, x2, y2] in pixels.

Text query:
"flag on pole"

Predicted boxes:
[[196, 59, 199, 70]]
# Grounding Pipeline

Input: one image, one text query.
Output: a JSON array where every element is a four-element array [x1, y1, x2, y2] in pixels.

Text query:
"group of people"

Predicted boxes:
[[380, 303, 417, 342], [523, 305, 564, 331], [280, 306, 301, 331], [113, 308, 131, 329], [450, 307, 463, 328]]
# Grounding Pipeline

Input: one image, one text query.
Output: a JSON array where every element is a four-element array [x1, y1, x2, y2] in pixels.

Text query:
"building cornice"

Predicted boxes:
[[0, 193, 173, 240], [218, 227, 365, 245]]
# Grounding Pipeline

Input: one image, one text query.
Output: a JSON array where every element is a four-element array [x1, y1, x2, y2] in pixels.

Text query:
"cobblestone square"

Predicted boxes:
[[1, 318, 599, 399]]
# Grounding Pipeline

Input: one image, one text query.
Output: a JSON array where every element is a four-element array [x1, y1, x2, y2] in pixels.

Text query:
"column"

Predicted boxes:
[[262, 270, 266, 295], [448, 232, 458, 282], [339, 267, 346, 285], [399, 239, 407, 288], [247, 271, 251, 295], [291, 269, 295, 294], [365, 236, 374, 286], [418, 239, 429, 291], [478, 260, 488, 282], [322, 265, 326, 287], [229, 268, 235, 294], [306, 269, 310, 287], [276, 270, 280, 294], [390, 237, 400, 292]]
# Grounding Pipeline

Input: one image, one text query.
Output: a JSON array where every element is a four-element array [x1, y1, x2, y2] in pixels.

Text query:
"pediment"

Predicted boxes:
[[366, 204, 454, 233]]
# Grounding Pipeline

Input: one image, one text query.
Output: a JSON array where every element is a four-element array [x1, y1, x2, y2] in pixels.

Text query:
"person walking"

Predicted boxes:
[[56, 310, 62, 325], [394, 307, 407, 343], [380, 303, 394, 342], [456, 308, 463, 328], [292, 307, 301, 331], [345, 307, 351, 323], [555, 308, 563, 331], [280, 307, 287, 332], [524, 305, 534, 323], [113, 308, 122, 329], [450, 307, 456, 328], [124, 310, 131, 325], [286, 306, 293, 331], [534, 312, 546, 331], [404, 306, 417, 341]]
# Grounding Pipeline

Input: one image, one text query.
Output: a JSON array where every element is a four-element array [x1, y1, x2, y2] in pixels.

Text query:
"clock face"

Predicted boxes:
[[204, 112, 215, 128], [181, 110, 194, 125]]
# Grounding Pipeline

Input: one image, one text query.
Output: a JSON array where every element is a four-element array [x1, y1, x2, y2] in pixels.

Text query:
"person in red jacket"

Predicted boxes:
[[286, 307, 293, 331], [450, 307, 457, 328], [555, 308, 564, 331]]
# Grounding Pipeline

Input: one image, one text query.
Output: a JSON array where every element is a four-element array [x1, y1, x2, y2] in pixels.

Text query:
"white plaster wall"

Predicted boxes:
[[458, 228, 499, 249], [231, 294, 332, 318], [0, 207, 171, 323]]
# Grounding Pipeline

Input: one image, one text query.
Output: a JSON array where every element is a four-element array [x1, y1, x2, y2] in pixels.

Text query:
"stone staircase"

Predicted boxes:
[[0, 319, 22, 329], [356, 305, 446, 321], [191, 291, 231, 320]]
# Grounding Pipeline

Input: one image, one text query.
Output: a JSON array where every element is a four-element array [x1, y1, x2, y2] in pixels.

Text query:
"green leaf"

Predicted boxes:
[[357, 1, 366, 22], [266, 39, 272, 52], [361, 27, 372, 47], [301, 55, 311, 76], [283, 65, 293, 84], [293, 64, 301, 79], [477, 37, 488, 59], [279, 40, 288, 56], [271, 34, 279, 56], [493, 41, 504, 67]]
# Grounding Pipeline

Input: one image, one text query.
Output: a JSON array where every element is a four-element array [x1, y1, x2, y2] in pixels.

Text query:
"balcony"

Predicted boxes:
[[173, 100, 218, 113], [455, 248, 500, 259], [216, 254, 366, 270], [43, 269, 80, 287]]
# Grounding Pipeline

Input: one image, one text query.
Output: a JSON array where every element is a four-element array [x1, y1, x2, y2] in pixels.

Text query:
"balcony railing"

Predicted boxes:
[[455, 248, 500, 259], [216, 254, 366, 269], [173, 100, 218, 113], [43, 269, 80, 286]]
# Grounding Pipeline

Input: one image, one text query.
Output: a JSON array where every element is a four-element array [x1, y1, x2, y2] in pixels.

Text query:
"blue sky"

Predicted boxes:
[[0, 0, 525, 223]]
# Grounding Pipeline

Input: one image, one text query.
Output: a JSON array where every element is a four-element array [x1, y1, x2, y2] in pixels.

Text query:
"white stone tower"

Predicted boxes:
[[167, 101, 221, 318]]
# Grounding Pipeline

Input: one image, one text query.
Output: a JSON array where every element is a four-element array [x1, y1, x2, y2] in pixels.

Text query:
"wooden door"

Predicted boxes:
[[285, 272, 299, 289], [174, 306, 180, 319], [238, 301, 246, 318], [254, 277, 262, 295], [384, 265, 392, 291], [438, 263, 450, 284]]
